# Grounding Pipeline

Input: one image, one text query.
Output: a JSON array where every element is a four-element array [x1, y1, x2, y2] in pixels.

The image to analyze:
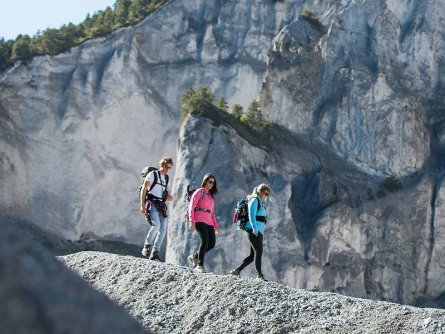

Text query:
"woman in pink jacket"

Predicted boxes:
[[188, 173, 220, 272]]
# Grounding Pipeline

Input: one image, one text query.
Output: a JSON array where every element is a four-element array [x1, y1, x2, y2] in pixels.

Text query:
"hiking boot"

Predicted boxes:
[[229, 269, 240, 276], [141, 244, 152, 257], [188, 253, 199, 268], [195, 265, 206, 273], [256, 273, 267, 281], [149, 249, 161, 261]]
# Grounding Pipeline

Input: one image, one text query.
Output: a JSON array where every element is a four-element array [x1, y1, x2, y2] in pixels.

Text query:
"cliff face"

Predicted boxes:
[[2, 0, 445, 307], [0, 0, 286, 242], [262, 1, 440, 177]]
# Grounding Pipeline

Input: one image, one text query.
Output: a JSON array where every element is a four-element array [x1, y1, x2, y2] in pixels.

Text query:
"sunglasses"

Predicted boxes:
[[207, 180, 215, 184]]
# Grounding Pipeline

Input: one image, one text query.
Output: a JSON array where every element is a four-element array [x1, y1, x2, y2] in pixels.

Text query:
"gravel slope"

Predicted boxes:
[[0, 223, 148, 334], [61, 251, 445, 333]]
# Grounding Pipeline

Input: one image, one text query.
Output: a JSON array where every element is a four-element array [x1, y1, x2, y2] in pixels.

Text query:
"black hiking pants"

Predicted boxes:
[[237, 231, 263, 275], [195, 222, 216, 266]]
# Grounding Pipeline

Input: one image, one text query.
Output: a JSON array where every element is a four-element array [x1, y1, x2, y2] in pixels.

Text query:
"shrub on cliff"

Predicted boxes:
[[241, 100, 271, 133], [181, 86, 215, 119]]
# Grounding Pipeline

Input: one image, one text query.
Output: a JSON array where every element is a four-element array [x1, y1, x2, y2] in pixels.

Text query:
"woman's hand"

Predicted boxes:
[[189, 221, 196, 232], [140, 204, 146, 214], [214, 228, 220, 236]]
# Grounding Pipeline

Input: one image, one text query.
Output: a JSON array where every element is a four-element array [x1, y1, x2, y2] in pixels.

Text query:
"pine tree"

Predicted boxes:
[[114, 0, 132, 27], [231, 104, 243, 118], [241, 100, 259, 128], [91, 8, 114, 36], [241, 100, 270, 132], [11, 35, 32, 61], [181, 86, 214, 116], [0, 38, 13, 71], [128, 0, 145, 23], [216, 96, 229, 112]]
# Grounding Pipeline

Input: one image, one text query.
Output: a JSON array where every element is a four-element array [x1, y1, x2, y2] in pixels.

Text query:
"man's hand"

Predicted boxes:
[[166, 194, 173, 201]]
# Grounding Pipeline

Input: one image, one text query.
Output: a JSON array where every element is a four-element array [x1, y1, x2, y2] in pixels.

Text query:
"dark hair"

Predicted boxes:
[[200, 173, 218, 197]]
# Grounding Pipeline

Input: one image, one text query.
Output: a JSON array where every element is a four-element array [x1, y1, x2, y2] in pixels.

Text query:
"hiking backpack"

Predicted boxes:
[[232, 197, 261, 230], [139, 166, 169, 201], [184, 185, 205, 224]]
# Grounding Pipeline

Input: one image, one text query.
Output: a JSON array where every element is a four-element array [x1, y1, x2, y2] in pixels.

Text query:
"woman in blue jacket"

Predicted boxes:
[[230, 184, 271, 281]]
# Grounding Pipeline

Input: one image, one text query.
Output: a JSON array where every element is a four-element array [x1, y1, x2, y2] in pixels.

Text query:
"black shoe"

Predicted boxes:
[[188, 253, 199, 268], [141, 244, 152, 257], [229, 269, 240, 276], [149, 250, 161, 261], [256, 273, 267, 281]]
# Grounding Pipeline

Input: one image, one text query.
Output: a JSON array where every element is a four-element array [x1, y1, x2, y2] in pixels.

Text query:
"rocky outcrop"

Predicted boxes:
[[167, 109, 441, 307], [0, 221, 148, 334], [166, 0, 445, 308], [61, 250, 445, 334]]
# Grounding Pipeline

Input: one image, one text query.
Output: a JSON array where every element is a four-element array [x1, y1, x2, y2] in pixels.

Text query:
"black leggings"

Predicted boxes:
[[236, 232, 263, 275], [195, 222, 216, 266]]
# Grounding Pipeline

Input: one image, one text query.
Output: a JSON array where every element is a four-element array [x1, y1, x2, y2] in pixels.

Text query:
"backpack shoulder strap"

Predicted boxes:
[[165, 173, 169, 187], [148, 170, 158, 193], [199, 189, 205, 201]]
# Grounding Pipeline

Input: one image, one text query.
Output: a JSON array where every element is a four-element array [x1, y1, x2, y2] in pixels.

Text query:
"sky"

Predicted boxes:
[[0, 0, 117, 40]]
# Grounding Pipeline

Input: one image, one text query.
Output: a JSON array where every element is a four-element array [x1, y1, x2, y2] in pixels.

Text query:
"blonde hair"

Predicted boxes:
[[159, 157, 173, 168], [247, 183, 271, 201]]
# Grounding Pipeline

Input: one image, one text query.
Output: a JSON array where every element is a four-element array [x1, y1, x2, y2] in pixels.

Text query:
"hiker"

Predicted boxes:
[[230, 184, 271, 281], [187, 173, 220, 273], [139, 157, 174, 261]]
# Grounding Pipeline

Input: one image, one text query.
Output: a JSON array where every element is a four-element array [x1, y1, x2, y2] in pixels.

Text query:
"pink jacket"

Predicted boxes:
[[188, 188, 218, 229]]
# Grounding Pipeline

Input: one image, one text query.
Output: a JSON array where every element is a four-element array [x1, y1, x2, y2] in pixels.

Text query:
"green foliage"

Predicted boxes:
[[181, 86, 215, 119], [128, 0, 146, 23], [0, 38, 13, 70], [11, 35, 32, 61], [114, 0, 132, 27], [216, 96, 229, 113], [181, 86, 275, 147], [0, 0, 168, 72], [241, 100, 271, 133], [231, 104, 243, 118]]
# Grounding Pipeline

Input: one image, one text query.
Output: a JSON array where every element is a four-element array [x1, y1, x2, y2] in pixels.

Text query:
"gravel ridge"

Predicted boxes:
[[61, 251, 445, 333], [0, 223, 148, 334]]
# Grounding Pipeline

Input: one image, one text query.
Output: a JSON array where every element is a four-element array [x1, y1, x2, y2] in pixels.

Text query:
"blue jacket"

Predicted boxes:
[[245, 196, 267, 234]]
